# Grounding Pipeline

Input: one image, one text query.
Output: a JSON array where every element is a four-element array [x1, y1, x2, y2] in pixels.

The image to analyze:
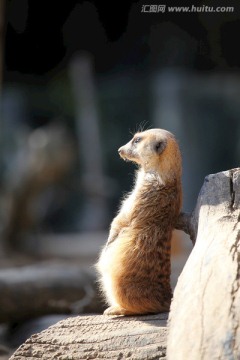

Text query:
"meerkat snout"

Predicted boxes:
[[118, 144, 134, 162]]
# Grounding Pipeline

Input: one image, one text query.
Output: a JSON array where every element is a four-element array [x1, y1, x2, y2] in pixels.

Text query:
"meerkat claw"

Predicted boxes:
[[104, 306, 124, 315], [104, 306, 135, 316], [104, 306, 119, 315]]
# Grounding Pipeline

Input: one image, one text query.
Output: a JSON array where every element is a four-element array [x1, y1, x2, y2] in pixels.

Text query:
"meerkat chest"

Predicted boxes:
[[120, 170, 159, 216], [121, 191, 137, 216]]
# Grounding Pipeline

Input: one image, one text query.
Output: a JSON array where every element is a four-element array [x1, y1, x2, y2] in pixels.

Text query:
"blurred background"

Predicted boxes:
[[0, 0, 240, 356]]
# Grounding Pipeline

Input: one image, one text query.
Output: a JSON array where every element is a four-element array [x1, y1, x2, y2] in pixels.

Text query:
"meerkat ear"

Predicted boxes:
[[154, 140, 167, 154]]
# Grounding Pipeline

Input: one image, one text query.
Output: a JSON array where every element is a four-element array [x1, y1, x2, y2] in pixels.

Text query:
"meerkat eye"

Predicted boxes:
[[133, 137, 141, 144]]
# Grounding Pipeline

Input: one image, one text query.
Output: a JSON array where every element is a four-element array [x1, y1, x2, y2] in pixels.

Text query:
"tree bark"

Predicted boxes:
[[0, 263, 103, 323], [10, 313, 168, 360], [167, 168, 240, 359]]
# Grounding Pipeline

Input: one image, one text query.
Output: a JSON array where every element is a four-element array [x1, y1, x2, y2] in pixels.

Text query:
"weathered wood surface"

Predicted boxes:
[[0, 263, 103, 323], [10, 313, 168, 360], [168, 168, 240, 359]]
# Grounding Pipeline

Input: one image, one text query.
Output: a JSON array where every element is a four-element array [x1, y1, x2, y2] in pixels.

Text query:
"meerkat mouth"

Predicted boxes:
[[120, 154, 130, 162], [119, 150, 131, 161], [121, 152, 138, 163], [119, 146, 139, 163]]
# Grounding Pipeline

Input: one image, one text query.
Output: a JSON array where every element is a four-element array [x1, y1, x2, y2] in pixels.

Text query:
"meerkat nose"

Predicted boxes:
[[118, 147, 123, 154]]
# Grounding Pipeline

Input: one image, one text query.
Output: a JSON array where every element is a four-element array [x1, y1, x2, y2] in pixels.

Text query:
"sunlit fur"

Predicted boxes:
[[96, 129, 182, 315]]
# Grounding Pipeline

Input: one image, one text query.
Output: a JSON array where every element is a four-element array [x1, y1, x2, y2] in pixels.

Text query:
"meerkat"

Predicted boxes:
[[96, 128, 182, 316]]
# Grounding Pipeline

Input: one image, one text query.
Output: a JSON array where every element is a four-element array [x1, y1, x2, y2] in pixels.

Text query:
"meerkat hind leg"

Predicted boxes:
[[104, 305, 137, 316]]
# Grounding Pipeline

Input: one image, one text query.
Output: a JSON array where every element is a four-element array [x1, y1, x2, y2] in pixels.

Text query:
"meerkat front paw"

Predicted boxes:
[[104, 305, 136, 316]]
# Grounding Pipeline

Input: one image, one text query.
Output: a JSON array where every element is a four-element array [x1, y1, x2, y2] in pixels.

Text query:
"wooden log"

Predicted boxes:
[[167, 168, 240, 359], [9, 313, 168, 360], [0, 263, 103, 323]]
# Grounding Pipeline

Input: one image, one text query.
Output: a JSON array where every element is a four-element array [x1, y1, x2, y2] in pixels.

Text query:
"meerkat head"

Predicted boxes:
[[118, 128, 182, 182]]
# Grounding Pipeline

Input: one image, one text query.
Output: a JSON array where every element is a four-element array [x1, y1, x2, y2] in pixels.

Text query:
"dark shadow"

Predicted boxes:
[[105, 312, 169, 328]]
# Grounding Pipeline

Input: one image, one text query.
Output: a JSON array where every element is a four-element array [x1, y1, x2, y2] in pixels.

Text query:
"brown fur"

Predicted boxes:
[[96, 128, 182, 315]]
